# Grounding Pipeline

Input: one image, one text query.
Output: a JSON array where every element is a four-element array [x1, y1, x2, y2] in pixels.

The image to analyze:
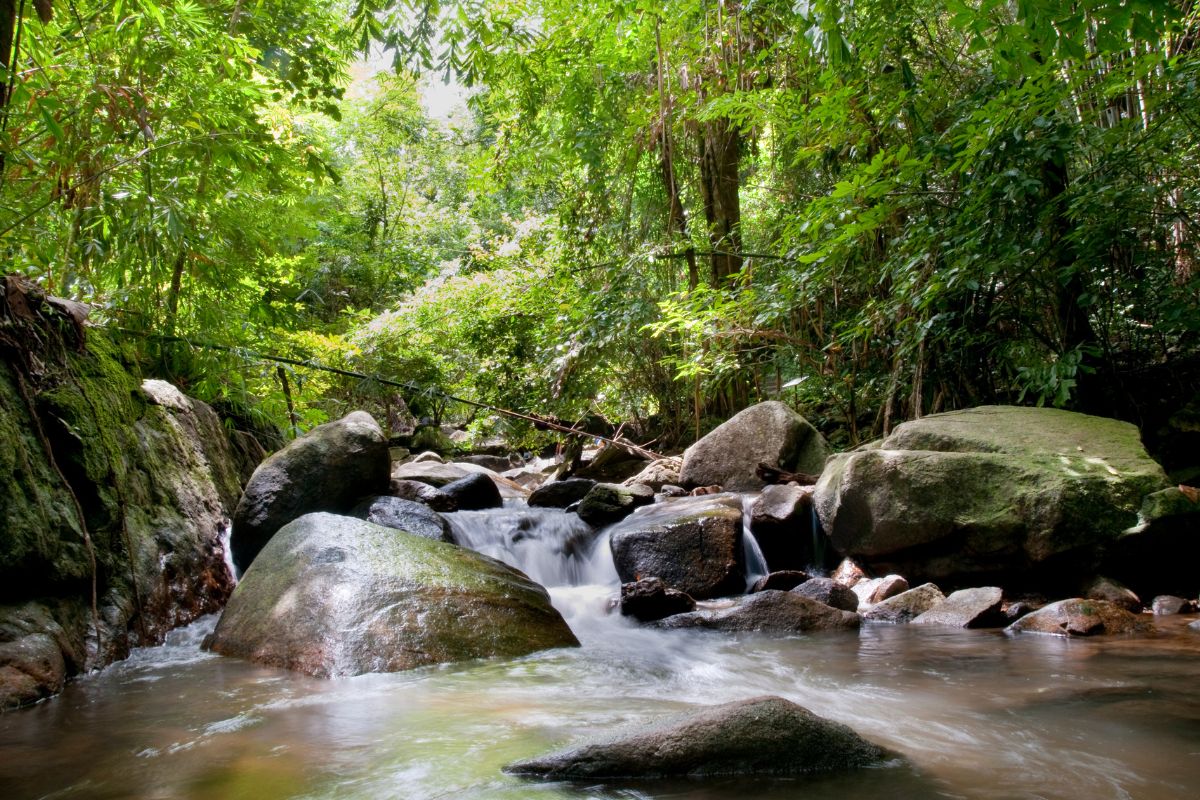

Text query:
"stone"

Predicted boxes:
[[609, 495, 745, 600], [1003, 597, 1046, 621], [1103, 487, 1200, 599], [231, 411, 389, 572], [815, 406, 1171, 592], [0, 603, 72, 711], [349, 496, 451, 542], [913, 587, 1005, 628], [1189, 620, 1200, 632], [389, 479, 458, 512], [658, 484, 688, 498], [391, 460, 470, 487], [528, 478, 596, 508], [411, 450, 445, 464], [441, 472, 503, 510], [504, 696, 889, 779], [458, 454, 516, 472], [1151, 595, 1198, 615], [573, 446, 650, 483], [858, 575, 909, 607], [577, 482, 656, 527], [655, 591, 860, 633], [862, 583, 946, 624], [831, 558, 868, 587], [622, 459, 682, 491], [620, 578, 696, 622], [1006, 598, 1154, 637], [750, 484, 816, 571], [680, 401, 829, 492], [750, 570, 811, 593], [208, 513, 578, 676], [792, 578, 859, 612], [1084, 576, 1142, 613]]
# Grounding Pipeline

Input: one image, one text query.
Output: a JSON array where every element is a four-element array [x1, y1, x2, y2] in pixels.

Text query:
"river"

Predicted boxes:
[[2, 504, 1199, 799]]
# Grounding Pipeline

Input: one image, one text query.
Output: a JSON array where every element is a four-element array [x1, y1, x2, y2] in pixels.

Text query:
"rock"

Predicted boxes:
[[441, 472, 502, 510], [208, 513, 578, 676], [680, 401, 829, 492], [574, 446, 651, 483], [0, 604, 72, 711], [831, 558, 868, 588], [1151, 595, 1198, 615], [1084, 576, 1142, 614], [792, 578, 859, 612], [1189, 620, 1200, 632], [749, 484, 816, 571], [750, 570, 811, 593], [411, 450, 445, 464], [500, 468, 547, 490], [913, 587, 1005, 628], [815, 406, 1171, 592], [609, 495, 744, 600], [577, 482, 656, 527], [1006, 598, 1154, 637], [658, 484, 688, 498], [854, 575, 909, 608], [656, 591, 861, 633], [389, 479, 458, 512], [231, 411, 389, 572], [504, 696, 888, 779], [1003, 597, 1046, 621], [528, 478, 596, 509], [349, 496, 451, 542], [620, 578, 696, 622], [391, 460, 470, 487], [622, 459, 682, 491], [862, 583, 945, 624], [1103, 487, 1200, 598], [458, 454, 516, 472]]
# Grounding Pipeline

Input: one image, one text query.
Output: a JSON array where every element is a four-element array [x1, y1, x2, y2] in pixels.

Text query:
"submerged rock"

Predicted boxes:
[[609, 495, 744, 600], [656, 590, 860, 633], [577, 482, 655, 527], [208, 513, 578, 677], [680, 401, 829, 492], [620, 578, 696, 622], [350, 496, 451, 542], [1005, 598, 1154, 637], [504, 696, 889, 779], [231, 411, 389, 571], [792, 578, 859, 612], [815, 406, 1170, 592], [861, 583, 945, 624], [913, 587, 1004, 628]]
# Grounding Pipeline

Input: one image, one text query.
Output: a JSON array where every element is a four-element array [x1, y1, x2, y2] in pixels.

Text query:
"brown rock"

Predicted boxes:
[[792, 578, 859, 612], [1006, 599, 1154, 637], [620, 578, 696, 622], [862, 583, 945, 624], [1084, 576, 1142, 614], [750, 570, 811, 593]]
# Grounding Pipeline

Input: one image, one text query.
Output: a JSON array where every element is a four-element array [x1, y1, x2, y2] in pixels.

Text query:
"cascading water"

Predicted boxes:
[[739, 495, 769, 588]]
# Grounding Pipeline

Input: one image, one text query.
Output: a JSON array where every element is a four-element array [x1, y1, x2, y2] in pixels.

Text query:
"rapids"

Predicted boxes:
[[2, 501, 1199, 799]]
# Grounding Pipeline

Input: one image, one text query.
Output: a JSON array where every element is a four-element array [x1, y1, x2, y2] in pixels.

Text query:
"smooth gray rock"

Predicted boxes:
[[231, 411, 389, 571], [862, 583, 945, 624], [656, 590, 860, 633], [350, 496, 451, 542], [1006, 598, 1155, 637], [680, 401, 829, 492], [504, 696, 889, 779], [209, 513, 578, 677], [913, 587, 1004, 628], [792, 578, 859, 612]]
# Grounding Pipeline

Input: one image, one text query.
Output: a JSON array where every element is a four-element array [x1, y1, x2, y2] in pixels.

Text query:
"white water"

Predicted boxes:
[[3, 502, 1200, 800]]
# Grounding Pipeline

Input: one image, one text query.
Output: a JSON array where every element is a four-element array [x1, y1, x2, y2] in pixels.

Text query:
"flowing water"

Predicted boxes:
[[3, 502, 1200, 800]]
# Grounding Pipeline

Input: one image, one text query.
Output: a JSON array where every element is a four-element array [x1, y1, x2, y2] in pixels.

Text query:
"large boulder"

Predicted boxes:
[[815, 406, 1171, 592], [1005, 598, 1154, 637], [680, 401, 829, 492], [504, 696, 888, 779], [350, 496, 451, 542], [231, 411, 389, 572], [609, 495, 745, 599], [656, 591, 860, 633], [207, 513, 578, 676], [577, 482, 655, 527], [750, 484, 816, 571]]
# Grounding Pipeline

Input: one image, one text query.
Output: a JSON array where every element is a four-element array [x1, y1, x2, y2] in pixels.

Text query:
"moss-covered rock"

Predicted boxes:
[[815, 406, 1171, 592], [207, 513, 578, 676]]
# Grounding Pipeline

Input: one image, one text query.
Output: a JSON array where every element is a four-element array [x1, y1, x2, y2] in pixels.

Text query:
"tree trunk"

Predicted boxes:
[[697, 116, 742, 284]]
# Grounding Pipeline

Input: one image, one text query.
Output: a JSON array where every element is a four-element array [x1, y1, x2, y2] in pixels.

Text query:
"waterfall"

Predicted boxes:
[[740, 495, 769, 589]]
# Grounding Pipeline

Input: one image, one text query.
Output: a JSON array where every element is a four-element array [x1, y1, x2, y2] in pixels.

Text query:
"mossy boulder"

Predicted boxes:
[[207, 513, 578, 677], [576, 482, 655, 527], [680, 401, 829, 491], [815, 406, 1170, 592], [231, 411, 390, 572], [1005, 598, 1154, 637]]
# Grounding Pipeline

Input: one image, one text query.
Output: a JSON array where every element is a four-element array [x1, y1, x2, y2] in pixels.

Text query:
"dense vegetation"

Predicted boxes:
[[3, 0, 1199, 453]]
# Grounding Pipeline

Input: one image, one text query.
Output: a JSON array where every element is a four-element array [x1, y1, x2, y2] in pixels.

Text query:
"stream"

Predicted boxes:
[[2, 503, 1200, 799]]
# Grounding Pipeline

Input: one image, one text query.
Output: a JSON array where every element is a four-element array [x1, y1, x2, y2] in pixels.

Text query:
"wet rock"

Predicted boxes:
[[1189, 620, 1200, 632], [1005, 598, 1154, 637], [231, 411, 389, 572], [749, 484, 815, 571], [815, 406, 1171, 592], [831, 558, 868, 588], [913, 587, 1004, 628], [577, 482, 655, 527], [622, 458, 682, 491], [862, 583, 945, 624], [528, 478, 596, 509], [350, 496, 451, 542], [389, 479, 458, 512], [411, 450, 445, 464], [208, 513, 578, 677], [1003, 597, 1046, 621], [750, 570, 811, 593], [680, 401, 829, 492], [609, 495, 744, 600], [1084, 576, 1142, 614], [853, 575, 909, 608], [391, 460, 470, 487], [504, 696, 888, 779], [792, 578, 859, 612], [656, 591, 860, 633], [0, 603, 73, 711], [658, 484, 688, 498], [1151, 595, 1198, 615], [441, 472, 503, 510], [620, 578, 696, 622]]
